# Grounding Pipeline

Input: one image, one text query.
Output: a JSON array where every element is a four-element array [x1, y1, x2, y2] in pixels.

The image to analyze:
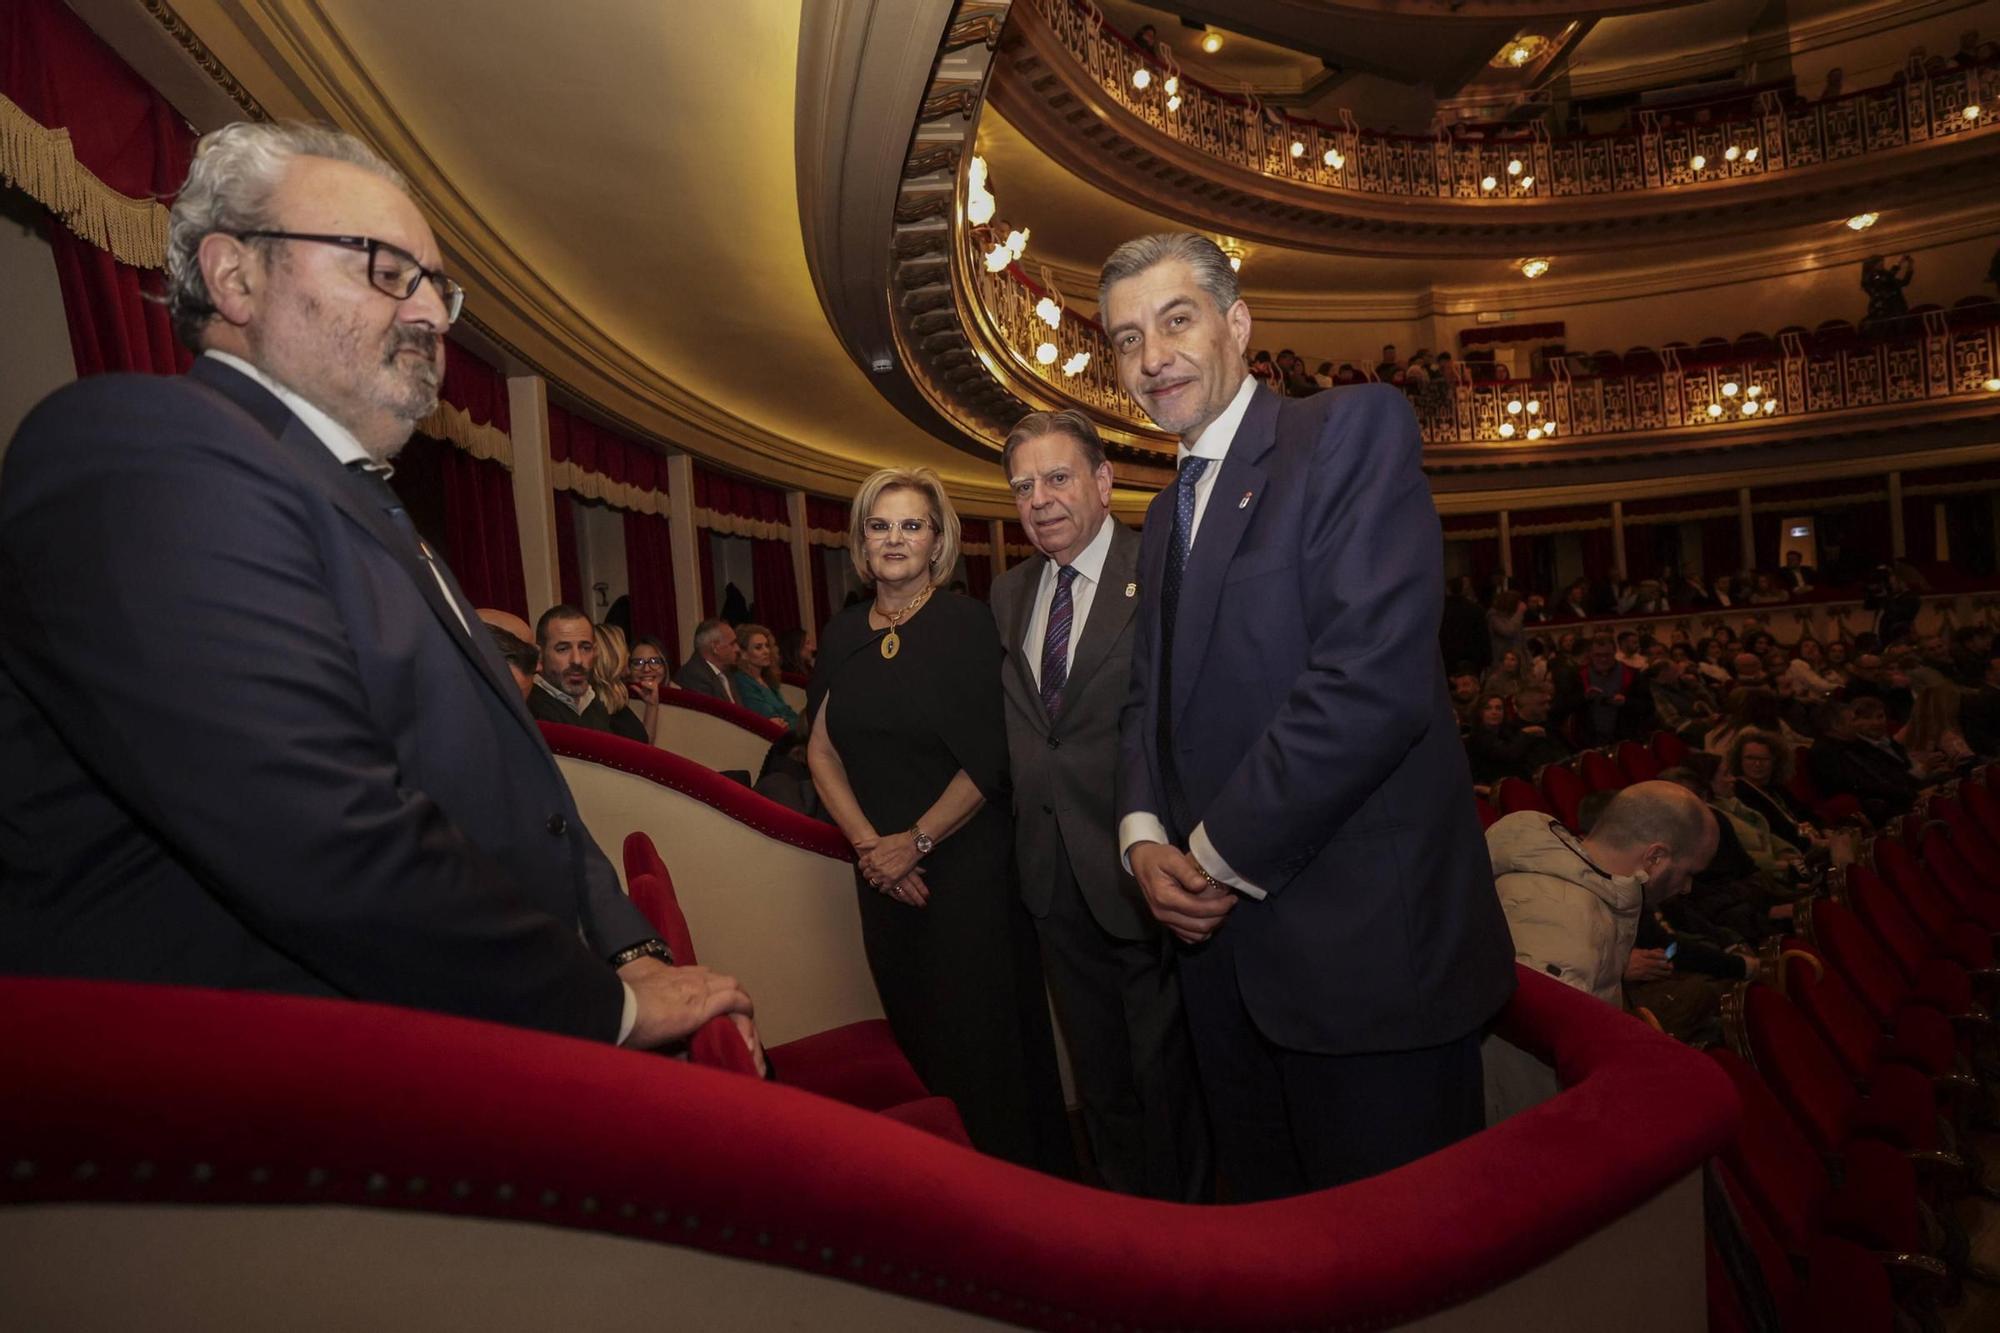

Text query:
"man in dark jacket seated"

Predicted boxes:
[[1807, 698, 1918, 824], [525, 604, 647, 742]]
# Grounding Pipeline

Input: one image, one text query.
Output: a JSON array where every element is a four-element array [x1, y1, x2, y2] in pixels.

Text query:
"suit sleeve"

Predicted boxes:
[[0, 382, 625, 1041], [1200, 386, 1447, 894]]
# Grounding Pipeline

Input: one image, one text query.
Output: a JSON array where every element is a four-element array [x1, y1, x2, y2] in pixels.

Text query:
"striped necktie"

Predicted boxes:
[[1039, 564, 1079, 717]]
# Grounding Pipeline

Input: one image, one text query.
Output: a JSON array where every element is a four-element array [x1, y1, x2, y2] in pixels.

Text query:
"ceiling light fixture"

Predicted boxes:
[[1492, 35, 1547, 69], [1006, 228, 1028, 260], [1132, 67, 1151, 90], [1035, 296, 1062, 329], [1498, 422, 1517, 438], [1217, 237, 1246, 273], [1519, 175, 1535, 189], [965, 156, 996, 226], [1201, 31, 1224, 55], [1965, 104, 1982, 120], [1706, 403, 1723, 418], [1167, 94, 1182, 111], [1520, 257, 1550, 278], [1745, 146, 1759, 162], [984, 242, 1012, 273], [1061, 351, 1090, 376], [1724, 145, 1741, 162], [1163, 75, 1178, 96], [1690, 153, 1707, 171], [1290, 140, 1306, 158], [1481, 175, 1498, 191], [1846, 212, 1879, 230], [1507, 159, 1523, 176], [1036, 341, 1059, 366]]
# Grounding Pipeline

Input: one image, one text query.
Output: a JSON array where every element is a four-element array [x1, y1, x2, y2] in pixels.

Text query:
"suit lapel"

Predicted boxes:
[[1169, 389, 1279, 729], [1006, 555, 1048, 720], [1052, 522, 1138, 727], [187, 360, 541, 740]]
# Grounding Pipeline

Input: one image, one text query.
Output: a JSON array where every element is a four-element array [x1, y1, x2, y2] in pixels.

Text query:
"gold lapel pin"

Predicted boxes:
[[1238, 491, 1253, 509], [1124, 581, 1137, 597]]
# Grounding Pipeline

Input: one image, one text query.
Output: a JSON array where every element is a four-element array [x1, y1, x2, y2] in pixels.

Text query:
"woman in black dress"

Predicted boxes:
[[805, 467, 1071, 1174]]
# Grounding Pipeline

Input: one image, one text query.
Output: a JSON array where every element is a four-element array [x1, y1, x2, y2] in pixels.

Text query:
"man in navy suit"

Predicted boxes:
[[0, 122, 757, 1060], [1102, 234, 1514, 1199]]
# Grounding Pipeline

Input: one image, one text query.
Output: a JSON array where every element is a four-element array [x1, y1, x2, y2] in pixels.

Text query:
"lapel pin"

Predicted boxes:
[[1124, 581, 1137, 598], [1238, 491, 1253, 509]]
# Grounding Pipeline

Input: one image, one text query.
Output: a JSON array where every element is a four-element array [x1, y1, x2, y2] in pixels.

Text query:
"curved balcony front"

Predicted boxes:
[[989, 0, 2000, 257]]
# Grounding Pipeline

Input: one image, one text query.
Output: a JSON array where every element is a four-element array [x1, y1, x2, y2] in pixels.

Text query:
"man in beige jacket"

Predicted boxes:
[[1483, 782, 1717, 1119]]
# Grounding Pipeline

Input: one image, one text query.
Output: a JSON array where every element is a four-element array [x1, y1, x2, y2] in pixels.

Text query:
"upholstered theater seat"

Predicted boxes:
[[1650, 730, 1692, 768], [542, 722, 874, 1047], [0, 969, 1737, 1331], [1540, 762, 1590, 830], [1576, 749, 1627, 794], [1794, 901, 1963, 1082], [653, 690, 789, 777], [1494, 775, 1552, 816], [1615, 740, 1661, 784]]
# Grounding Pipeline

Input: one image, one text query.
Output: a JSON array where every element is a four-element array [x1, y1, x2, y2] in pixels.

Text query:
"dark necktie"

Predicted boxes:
[[1155, 455, 1209, 829], [1039, 564, 1079, 717], [345, 460, 470, 636]]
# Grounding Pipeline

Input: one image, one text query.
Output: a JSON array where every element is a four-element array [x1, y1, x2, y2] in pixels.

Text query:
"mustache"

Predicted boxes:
[[386, 326, 442, 371]]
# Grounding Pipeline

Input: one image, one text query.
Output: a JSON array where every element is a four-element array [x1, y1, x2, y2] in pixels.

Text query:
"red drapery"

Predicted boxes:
[[804, 496, 849, 633], [1700, 517, 1742, 581], [963, 554, 994, 600], [4, 0, 195, 376], [439, 447, 527, 618], [698, 532, 718, 618], [749, 539, 802, 633], [623, 510, 680, 657], [553, 490, 584, 611], [1439, 515, 1499, 588]]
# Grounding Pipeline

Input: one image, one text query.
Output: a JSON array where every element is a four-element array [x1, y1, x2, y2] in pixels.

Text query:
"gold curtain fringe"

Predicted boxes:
[[807, 527, 848, 548], [695, 508, 791, 541], [416, 400, 513, 469], [549, 459, 667, 515], [0, 93, 171, 269]]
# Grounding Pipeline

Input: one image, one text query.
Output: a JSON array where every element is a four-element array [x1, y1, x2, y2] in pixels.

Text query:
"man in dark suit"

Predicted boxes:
[[0, 121, 756, 1059], [1100, 233, 1515, 1200], [524, 603, 646, 742], [675, 618, 742, 704], [990, 409, 1207, 1201]]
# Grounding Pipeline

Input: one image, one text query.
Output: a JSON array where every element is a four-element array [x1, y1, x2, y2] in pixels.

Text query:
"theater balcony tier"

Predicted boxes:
[[986, 0, 2000, 258]]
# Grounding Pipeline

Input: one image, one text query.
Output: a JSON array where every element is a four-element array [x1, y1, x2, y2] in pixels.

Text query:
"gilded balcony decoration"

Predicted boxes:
[[1027, 0, 1998, 205]]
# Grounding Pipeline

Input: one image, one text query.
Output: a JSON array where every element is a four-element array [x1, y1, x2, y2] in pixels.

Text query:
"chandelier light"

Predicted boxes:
[[1035, 341, 1059, 366], [1707, 403, 1723, 418], [1498, 422, 1517, 439], [1846, 212, 1878, 230], [1721, 381, 1739, 398], [1132, 67, 1151, 90], [1519, 175, 1535, 190], [1217, 237, 1246, 273], [1507, 159, 1523, 176], [1525, 398, 1541, 415], [1526, 427, 1542, 441], [1201, 31, 1224, 54], [984, 242, 1011, 273], [1506, 399, 1523, 415], [1290, 139, 1306, 158], [1323, 147, 1344, 167], [1740, 399, 1760, 416], [1725, 145, 1741, 162], [1035, 296, 1062, 329], [1965, 104, 1982, 120], [1164, 75, 1178, 96], [1986, 376, 2000, 392], [1690, 153, 1707, 171], [1167, 94, 1182, 111], [1062, 351, 1090, 376], [966, 155, 996, 226], [1745, 147, 1759, 162], [1520, 257, 1550, 279], [1006, 228, 1028, 260], [1481, 175, 1498, 192]]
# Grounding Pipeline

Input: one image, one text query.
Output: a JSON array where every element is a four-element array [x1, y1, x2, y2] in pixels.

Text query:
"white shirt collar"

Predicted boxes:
[[533, 673, 595, 714], [203, 350, 372, 467], [1054, 512, 1116, 583], [1175, 373, 1258, 464]]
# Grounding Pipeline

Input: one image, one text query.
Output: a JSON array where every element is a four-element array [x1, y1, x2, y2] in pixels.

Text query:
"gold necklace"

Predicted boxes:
[[877, 584, 934, 660]]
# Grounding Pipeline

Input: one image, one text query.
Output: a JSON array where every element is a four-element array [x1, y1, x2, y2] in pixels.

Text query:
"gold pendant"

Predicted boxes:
[[880, 631, 900, 660]]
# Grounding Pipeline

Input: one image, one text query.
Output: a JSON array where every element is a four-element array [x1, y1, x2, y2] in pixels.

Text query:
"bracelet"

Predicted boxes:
[[609, 938, 675, 968]]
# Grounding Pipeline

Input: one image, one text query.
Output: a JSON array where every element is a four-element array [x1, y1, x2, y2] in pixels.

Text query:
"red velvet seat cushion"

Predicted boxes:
[[1822, 1137, 1923, 1254], [1741, 985, 1858, 1158], [1541, 763, 1589, 829], [1846, 866, 1947, 985], [879, 1095, 973, 1147], [1494, 775, 1550, 816], [1616, 740, 1661, 784], [767, 1020, 931, 1113], [1921, 830, 2000, 932], [1578, 750, 1626, 793], [1850, 1062, 1941, 1152]]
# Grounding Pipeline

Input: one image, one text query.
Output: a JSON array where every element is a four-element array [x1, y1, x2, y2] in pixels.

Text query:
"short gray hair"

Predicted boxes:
[[1001, 409, 1107, 478], [1097, 233, 1241, 318], [166, 121, 407, 349], [1591, 781, 1712, 859], [694, 618, 733, 650]]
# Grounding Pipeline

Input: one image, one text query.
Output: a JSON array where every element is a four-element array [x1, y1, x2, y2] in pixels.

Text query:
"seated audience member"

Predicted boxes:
[[1949, 626, 1994, 687], [1577, 634, 1645, 744], [1782, 638, 1842, 699], [0, 121, 756, 1061], [1465, 694, 1531, 785], [776, 627, 816, 677], [589, 623, 651, 744], [1375, 343, 1400, 380], [1483, 648, 1530, 700], [1866, 567, 1922, 644], [676, 617, 744, 704], [1729, 652, 1768, 687], [1897, 684, 1975, 778], [1778, 550, 1814, 594], [488, 625, 539, 701], [1808, 699, 1919, 823], [1520, 592, 1552, 626], [753, 733, 822, 818], [1614, 630, 1647, 671], [1625, 580, 1670, 615], [1703, 754, 1808, 883], [1842, 652, 1913, 722], [1657, 760, 1800, 940], [1487, 589, 1527, 666], [1449, 670, 1484, 724], [731, 622, 801, 730], [1510, 687, 1573, 764], [525, 605, 645, 740], [1703, 687, 1794, 757], [1487, 782, 1718, 1007], [1646, 658, 1715, 733], [1726, 731, 1832, 855], [1557, 579, 1593, 621], [1824, 638, 1853, 675], [623, 635, 671, 741]]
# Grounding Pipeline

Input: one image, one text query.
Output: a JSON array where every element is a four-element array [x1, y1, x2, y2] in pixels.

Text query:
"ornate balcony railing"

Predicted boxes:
[[964, 232, 2000, 452], [1030, 0, 1999, 203]]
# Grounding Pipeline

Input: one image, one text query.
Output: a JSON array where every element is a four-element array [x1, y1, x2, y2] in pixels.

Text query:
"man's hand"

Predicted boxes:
[[1624, 947, 1673, 984], [619, 955, 760, 1056], [1129, 841, 1236, 944]]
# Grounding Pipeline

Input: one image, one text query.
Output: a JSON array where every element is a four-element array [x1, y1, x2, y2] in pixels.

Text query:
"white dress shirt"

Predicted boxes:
[[1117, 373, 1266, 899], [205, 352, 639, 1042], [1022, 515, 1116, 689], [705, 660, 738, 704]]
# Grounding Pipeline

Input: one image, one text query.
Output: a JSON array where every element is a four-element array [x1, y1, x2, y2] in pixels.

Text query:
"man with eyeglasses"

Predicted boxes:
[[0, 122, 763, 1067]]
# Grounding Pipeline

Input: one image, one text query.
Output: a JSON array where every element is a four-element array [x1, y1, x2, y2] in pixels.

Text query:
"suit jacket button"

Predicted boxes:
[[547, 814, 567, 835], [1046, 737, 1060, 750]]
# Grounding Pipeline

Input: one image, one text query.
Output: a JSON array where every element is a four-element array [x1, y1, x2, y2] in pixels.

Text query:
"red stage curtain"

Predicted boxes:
[[1701, 516, 1742, 580], [5, 0, 196, 377], [440, 448, 526, 618], [750, 539, 802, 633], [811, 553, 835, 633], [552, 490, 583, 612], [804, 496, 849, 633], [623, 509, 679, 658], [1622, 524, 1663, 584], [963, 553, 993, 600]]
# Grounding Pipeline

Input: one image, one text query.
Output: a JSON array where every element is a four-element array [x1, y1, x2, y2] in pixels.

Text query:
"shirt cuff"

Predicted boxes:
[[1190, 823, 1267, 900], [616, 982, 638, 1046], [1117, 811, 1172, 873]]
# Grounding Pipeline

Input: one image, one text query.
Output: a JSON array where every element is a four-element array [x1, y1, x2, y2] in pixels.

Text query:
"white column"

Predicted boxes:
[[1497, 510, 1513, 575], [1610, 501, 1627, 580], [990, 518, 1008, 573], [1887, 471, 1906, 559], [505, 375, 559, 615], [666, 454, 702, 662], [1736, 488, 1754, 570], [786, 490, 814, 631]]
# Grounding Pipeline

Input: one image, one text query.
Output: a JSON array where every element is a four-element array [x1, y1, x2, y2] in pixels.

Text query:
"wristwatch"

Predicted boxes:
[[910, 825, 935, 856], [609, 937, 675, 968]]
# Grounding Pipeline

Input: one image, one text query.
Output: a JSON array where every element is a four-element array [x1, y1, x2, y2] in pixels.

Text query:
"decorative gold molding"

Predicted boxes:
[[549, 460, 667, 515], [416, 400, 513, 469], [140, 0, 268, 121]]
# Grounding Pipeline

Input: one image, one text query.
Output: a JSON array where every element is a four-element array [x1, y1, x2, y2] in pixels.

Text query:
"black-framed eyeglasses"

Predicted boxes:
[[232, 231, 465, 324], [629, 657, 666, 669]]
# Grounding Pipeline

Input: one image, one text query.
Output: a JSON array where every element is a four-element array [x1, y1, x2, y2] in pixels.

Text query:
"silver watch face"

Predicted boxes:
[[914, 832, 935, 854]]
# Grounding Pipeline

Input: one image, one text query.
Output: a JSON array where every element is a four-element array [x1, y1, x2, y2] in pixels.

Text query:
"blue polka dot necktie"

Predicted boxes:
[[1039, 564, 1078, 718]]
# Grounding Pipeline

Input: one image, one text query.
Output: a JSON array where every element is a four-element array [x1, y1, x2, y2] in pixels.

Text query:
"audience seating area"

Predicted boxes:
[[651, 690, 790, 777]]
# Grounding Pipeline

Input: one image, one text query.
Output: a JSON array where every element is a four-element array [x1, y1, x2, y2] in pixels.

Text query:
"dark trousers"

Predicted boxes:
[[1035, 857, 1210, 1201], [1179, 923, 1486, 1202]]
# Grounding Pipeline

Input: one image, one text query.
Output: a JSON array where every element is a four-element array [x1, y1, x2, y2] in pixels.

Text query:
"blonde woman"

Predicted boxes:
[[730, 622, 800, 730], [589, 622, 649, 744], [1897, 684, 1973, 779], [806, 467, 1069, 1173]]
